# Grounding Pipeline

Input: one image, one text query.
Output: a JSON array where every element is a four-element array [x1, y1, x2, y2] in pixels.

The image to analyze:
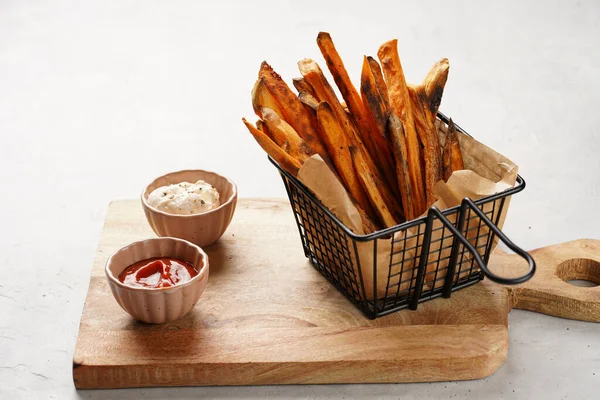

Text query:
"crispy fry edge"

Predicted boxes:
[[258, 61, 330, 161], [292, 77, 317, 98], [422, 58, 449, 120], [377, 39, 427, 216], [315, 101, 378, 221], [443, 119, 464, 181], [299, 58, 403, 221], [261, 108, 314, 163], [317, 32, 373, 143], [360, 56, 399, 198], [388, 113, 416, 221], [242, 118, 302, 176], [367, 56, 390, 113], [408, 86, 442, 206], [350, 146, 398, 228]]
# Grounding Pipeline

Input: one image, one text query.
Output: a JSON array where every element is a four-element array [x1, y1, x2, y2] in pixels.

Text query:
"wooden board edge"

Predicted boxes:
[[511, 287, 600, 322], [490, 238, 600, 322], [73, 328, 508, 389], [73, 199, 512, 388]]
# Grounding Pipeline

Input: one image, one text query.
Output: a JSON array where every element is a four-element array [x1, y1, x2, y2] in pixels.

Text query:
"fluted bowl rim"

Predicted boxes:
[[105, 237, 209, 293], [140, 169, 237, 219]]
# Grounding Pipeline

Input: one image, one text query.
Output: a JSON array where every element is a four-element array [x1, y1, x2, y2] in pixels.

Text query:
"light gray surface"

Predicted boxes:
[[1, 0, 599, 399]]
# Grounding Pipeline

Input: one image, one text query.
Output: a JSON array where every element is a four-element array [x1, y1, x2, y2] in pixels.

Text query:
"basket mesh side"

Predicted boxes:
[[280, 169, 509, 318], [282, 175, 365, 306]]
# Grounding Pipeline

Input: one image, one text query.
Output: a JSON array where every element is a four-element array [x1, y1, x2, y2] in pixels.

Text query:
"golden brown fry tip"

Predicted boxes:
[[377, 39, 427, 216], [242, 118, 302, 176], [422, 58, 449, 120], [258, 61, 329, 161], [442, 118, 464, 181], [292, 77, 317, 98]]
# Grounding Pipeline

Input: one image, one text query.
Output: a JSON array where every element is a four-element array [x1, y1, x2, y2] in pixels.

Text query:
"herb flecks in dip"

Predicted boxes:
[[148, 180, 220, 215]]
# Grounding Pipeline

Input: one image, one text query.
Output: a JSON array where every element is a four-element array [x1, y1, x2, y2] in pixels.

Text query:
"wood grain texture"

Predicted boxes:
[[485, 239, 600, 322], [74, 200, 600, 388], [74, 199, 513, 388]]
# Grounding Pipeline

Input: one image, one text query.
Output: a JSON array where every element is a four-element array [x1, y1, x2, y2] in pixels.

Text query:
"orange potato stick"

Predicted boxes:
[[258, 62, 329, 161], [419, 90, 445, 182], [292, 77, 317, 98], [242, 118, 302, 176], [388, 113, 416, 221], [442, 119, 464, 181], [360, 56, 398, 197], [316, 102, 377, 221], [350, 146, 399, 228], [377, 39, 427, 217], [366, 56, 390, 113], [252, 78, 284, 118], [299, 58, 403, 222], [256, 119, 272, 139], [298, 91, 320, 111], [408, 85, 443, 206], [298, 59, 360, 143], [422, 58, 449, 120], [261, 108, 314, 163], [361, 57, 390, 139], [296, 91, 337, 170], [316, 32, 373, 142]]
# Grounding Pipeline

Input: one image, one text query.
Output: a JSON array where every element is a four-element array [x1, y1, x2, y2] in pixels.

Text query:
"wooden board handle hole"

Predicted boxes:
[[555, 258, 600, 288]]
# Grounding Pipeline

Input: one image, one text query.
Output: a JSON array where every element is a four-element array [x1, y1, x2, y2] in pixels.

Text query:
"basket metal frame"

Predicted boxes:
[[269, 112, 535, 319]]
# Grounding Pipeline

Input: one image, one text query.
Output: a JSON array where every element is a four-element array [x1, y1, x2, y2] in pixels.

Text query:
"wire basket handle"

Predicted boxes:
[[410, 197, 536, 309]]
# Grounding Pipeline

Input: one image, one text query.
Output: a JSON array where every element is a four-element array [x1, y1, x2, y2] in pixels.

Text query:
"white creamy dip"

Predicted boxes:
[[147, 180, 220, 215]]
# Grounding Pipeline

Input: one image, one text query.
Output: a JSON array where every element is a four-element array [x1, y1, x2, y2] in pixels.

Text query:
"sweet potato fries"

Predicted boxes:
[[243, 33, 464, 233]]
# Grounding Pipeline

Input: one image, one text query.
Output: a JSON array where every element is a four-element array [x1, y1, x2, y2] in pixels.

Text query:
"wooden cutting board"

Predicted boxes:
[[73, 199, 600, 389]]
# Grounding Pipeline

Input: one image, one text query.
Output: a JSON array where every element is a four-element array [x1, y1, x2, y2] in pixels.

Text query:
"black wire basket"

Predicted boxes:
[[269, 112, 536, 319]]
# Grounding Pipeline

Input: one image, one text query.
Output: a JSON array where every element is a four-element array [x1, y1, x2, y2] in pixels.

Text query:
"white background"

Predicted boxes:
[[1, 0, 599, 398]]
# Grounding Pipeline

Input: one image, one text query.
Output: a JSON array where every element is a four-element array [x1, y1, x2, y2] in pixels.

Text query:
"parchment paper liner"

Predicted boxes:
[[295, 119, 518, 302]]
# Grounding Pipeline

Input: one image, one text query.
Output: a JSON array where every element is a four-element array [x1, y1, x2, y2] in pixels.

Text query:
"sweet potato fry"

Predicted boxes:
[[300, 59, 404, 222], [419, 88, 445, 181], [295, 91, 337, 170], [360, 56, 399, 198], [361, 57, 390, 139], [298, 59, 350, 127], [367, 56, 390, 112], [298, 91, 320, 111], [258, 62, 329, 160], [316, 32, 374, 142], [316, 102, 376, 220], [256, 119, 271, 139], [408, 86, 442, 206], [442, 119, 464, 181], [388, 113, 416, 221], [350, 146, 398, 228], [261, 108, 314, 163], [252, 78, 284, 118], [422, 58, 449, 120], [242, 118, 302, 176], [298, 58, 373, 151], [377, 39, 427, 217], [292, 77, 317, 98]]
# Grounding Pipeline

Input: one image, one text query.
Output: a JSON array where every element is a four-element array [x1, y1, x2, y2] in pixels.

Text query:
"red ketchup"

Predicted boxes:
[[118, 257, 198, 289]]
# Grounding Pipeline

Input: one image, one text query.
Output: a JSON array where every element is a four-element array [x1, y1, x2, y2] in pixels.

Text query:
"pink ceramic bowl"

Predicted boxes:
[[141, 169, 237, 247], [105, 237, 209, 324]]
